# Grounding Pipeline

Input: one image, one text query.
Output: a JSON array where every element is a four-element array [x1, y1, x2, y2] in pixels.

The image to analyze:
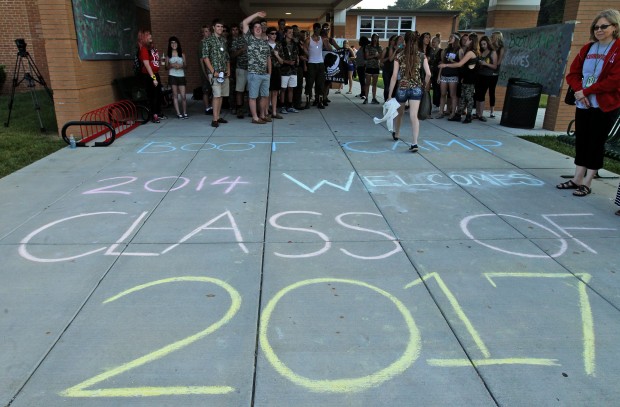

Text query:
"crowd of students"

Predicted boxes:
[[136, 13, 354, 127]]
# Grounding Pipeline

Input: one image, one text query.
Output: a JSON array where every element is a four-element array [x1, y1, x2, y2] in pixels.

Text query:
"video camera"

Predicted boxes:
[[15, 39, 28, 57]]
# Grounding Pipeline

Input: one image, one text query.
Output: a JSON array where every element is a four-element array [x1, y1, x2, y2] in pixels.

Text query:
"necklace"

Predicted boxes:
[[585, 40, 612, 87]]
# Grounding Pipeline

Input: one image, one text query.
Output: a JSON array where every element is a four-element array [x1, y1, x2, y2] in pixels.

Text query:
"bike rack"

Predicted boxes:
[[61, 100, 148, 147]]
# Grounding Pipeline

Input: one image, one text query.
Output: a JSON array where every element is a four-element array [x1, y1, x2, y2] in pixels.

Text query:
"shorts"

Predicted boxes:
[[281, 74, 298, 88], [347, 62, 355, 72], [366, 67, 380, 75], [395, 86, 423, 103], [270, 69, 282, 91], [168, 75, 186, 86], [248, 72, 270, 98], [440, 75, 459, 84], [208, 75, 230, 98], [235, 68, 248, 92]]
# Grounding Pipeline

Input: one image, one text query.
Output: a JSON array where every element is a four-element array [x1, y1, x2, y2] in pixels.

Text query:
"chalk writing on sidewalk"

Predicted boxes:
[[82, 176, 249, 195], [341, 139, 503, 154], [61, 277, 241, 397], [460, 213, 617, 258], [137, 141, 295, 154], [282, 171, 544, 194], [58, 272, 596, 398], [19, 211, 401, 262]]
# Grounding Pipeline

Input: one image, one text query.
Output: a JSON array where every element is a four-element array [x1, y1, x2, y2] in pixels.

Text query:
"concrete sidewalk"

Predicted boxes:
[[1, 82, 620, 407]]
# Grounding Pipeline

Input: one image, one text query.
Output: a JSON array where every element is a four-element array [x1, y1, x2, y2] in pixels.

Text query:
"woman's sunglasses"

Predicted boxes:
[[593, 24, 612, 31]]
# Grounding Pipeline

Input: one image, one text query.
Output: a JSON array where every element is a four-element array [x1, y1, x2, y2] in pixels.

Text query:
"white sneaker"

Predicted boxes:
[[287, 107, 299, 113], [280, 107, 288, 114]]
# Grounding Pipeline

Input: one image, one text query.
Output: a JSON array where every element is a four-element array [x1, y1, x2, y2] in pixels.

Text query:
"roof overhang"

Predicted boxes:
[[347, 8, 460, 16], [239, 0, 362, 22]]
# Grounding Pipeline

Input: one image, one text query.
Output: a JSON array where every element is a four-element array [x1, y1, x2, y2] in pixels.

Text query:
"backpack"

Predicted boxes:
[[133, 47, 142, 76]]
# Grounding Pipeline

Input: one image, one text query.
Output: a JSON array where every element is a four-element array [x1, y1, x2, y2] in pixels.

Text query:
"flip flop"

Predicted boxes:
[[573, 185, 592, 197], [556, 180, 579, 189]]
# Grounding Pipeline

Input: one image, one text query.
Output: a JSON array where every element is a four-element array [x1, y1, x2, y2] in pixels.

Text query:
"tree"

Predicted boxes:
[[417, 0, 450, 10], [451, 0, 488, 29], [537, 0, 566, 26], [387, 0, 428, 9], [386, 0, 489, 30]]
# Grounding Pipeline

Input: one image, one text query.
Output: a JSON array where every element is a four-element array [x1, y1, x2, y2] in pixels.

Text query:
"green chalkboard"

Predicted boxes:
[[72, 0, 137, 60]]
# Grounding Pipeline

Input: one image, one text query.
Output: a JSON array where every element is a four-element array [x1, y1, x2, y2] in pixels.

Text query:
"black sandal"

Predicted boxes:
[[391, 131, 399, 141], [556, 180, 579, 190], [573, 185, 592, 197]]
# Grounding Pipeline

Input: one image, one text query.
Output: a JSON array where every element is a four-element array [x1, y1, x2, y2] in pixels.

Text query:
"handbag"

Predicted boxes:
[[564, 87, 576, 105], [418, 90, 431, 120], [564, 42, 594, 106]]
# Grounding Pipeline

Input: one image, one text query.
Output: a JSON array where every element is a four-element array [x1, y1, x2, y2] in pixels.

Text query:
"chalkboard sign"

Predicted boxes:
[[72, 0, 137, 60], [496, 23, 575, 96]]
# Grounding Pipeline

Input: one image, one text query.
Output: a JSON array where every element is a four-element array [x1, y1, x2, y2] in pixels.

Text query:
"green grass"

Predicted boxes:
[[519, 135, 620, 175], [0, 90, 64, 179]]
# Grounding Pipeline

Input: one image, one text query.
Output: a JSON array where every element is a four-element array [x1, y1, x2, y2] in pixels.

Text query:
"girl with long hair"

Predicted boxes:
[[381, 35, 399, 101], [363, 33, 382, 104], [439, 33, 479, 123], [436, 33, 461, 119], [474, 36, 497, 121], [387, 31, 431, 152], [166, 36, 188, 119], [489, 31, 505, 118], [429, 36, 442, 110]]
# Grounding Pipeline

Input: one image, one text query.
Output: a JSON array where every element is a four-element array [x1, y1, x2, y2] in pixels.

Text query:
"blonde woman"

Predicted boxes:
[[559, 9, 620, 198]]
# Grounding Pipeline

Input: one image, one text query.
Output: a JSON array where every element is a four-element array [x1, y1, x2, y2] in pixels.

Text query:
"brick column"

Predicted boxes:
[[37, 0, 133, 135], [486, 0, 541, 118], [544, 0, 619, 132], [332, 9, 346, 39]]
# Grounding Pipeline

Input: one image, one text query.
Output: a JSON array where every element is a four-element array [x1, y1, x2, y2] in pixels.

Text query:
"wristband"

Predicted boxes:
[[151, 75, 156, 80]]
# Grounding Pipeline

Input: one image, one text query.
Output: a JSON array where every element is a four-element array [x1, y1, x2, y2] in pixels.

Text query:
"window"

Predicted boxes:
[[358, 16, 416, 40]]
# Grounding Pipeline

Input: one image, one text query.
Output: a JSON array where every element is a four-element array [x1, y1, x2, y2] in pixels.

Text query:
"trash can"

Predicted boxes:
[[500, 78, 542, 129]]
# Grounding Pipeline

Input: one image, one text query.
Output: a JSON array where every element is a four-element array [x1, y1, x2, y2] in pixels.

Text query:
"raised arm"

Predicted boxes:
[[242, 11, 266, 34]]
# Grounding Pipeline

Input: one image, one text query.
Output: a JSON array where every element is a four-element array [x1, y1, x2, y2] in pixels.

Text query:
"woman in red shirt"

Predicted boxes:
[[558, 9, 620, 199], [138, 30, 166, 123]]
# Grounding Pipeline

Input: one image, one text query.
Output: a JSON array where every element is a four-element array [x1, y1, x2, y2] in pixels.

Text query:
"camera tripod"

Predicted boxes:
[[4, 41, 54, 132]]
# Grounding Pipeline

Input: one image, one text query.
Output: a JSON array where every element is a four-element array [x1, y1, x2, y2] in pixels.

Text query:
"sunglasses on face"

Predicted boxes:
[[594, 24, 612, 31]]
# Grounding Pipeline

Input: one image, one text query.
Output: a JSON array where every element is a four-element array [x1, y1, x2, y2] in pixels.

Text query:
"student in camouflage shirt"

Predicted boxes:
[[242, 11, 272, 124], [230, 23, 248, 118], [203, 18, 231, 128], [279, 26, 300, 113], [267, 27, 284, 119], [198, 25, 212, 115]]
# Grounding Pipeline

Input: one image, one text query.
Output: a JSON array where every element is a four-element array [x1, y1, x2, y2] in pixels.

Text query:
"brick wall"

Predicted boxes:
[[487, 10, 539, 29], [149, 0, 244, 97], [0, 0, 49, 96]]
